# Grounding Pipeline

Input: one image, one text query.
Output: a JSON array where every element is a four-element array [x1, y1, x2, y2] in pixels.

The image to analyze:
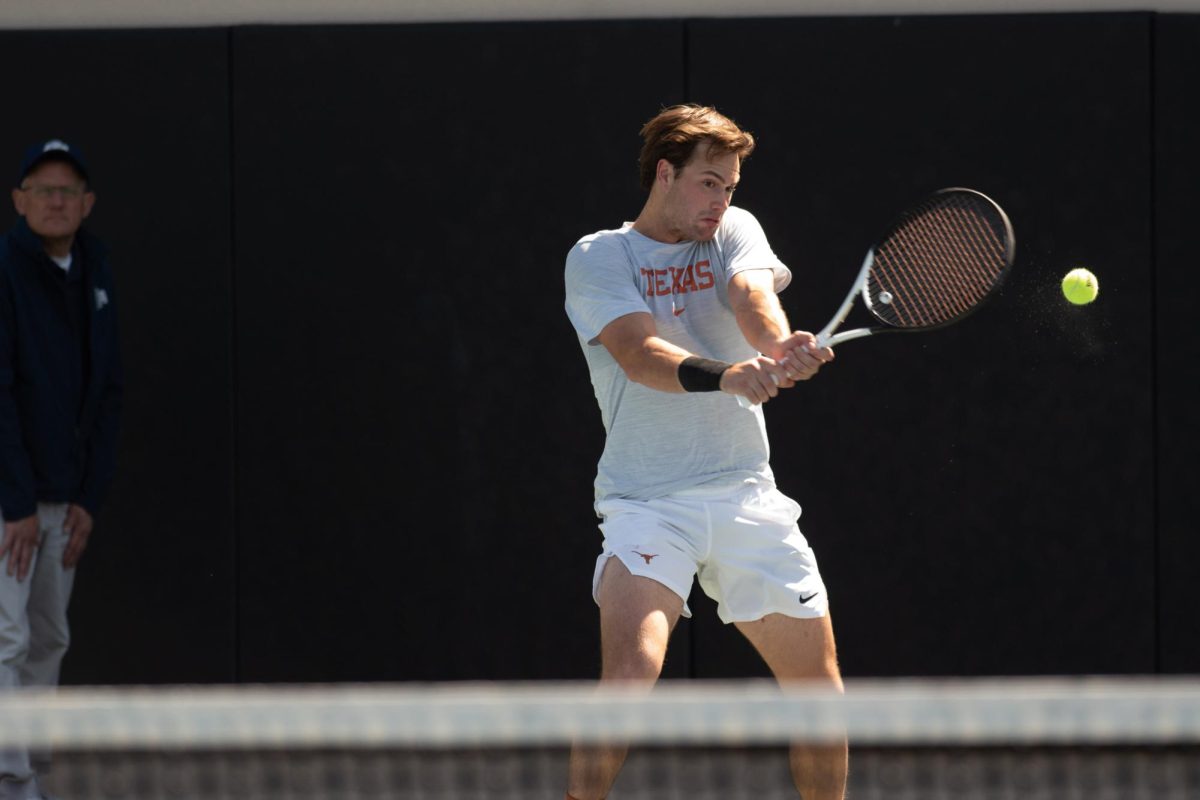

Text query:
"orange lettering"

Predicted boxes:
[[643, 262, 714, 299], [654, 269, 670, 296], [669, 266, 686, 294], [681, 264, 699, 293]]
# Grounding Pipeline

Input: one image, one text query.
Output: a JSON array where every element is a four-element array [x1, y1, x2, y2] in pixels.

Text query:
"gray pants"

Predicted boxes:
[[0, 503, 76, 800]]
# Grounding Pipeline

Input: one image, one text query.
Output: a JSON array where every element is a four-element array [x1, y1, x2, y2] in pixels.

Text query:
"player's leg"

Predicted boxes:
[[735, 612, 846, 800], [566, 557, 684, 800], [699, 484, 845, 798]]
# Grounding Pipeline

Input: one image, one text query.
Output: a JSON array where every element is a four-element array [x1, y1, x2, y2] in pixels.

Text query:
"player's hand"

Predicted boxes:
[[0, 514, 41, 581], [772, 332, 834, 383], [720, 356, 793, 405], [63, 504, 93, 569]]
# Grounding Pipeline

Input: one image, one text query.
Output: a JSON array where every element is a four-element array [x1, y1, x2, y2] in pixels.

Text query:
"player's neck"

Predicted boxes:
[[631, 199, 685, 244]]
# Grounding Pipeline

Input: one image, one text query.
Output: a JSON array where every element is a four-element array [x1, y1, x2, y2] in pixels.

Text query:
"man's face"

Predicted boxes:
[[661, 143, 740, 242], [12, 160, 94, 243]]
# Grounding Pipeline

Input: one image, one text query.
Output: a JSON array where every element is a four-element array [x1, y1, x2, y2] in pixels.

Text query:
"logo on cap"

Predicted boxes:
[[42, 140, 71, 154]]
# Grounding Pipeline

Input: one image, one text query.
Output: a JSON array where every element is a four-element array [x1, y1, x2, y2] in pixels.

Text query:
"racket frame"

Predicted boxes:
[[815, 250, 877, 348], [737, 187, 1014, 409], [818, 187, 1015, 348]]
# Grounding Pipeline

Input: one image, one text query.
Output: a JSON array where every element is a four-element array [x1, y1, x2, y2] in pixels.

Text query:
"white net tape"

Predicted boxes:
[[3, 677, 1199, 750]]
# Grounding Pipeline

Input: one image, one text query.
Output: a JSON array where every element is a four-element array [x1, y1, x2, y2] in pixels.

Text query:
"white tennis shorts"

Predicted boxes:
[[593, 482, 828, 623]]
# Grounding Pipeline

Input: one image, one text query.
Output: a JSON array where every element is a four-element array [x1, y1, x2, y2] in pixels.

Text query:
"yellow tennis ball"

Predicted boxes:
[[1061, 268, 1099, 305]]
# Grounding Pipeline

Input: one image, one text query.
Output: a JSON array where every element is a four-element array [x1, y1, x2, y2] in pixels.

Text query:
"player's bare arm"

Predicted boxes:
[[728, 269, 834, 382], [597, 311, 791, 403]]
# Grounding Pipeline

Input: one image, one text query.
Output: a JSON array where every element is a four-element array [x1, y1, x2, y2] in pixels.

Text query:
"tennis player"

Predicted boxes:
[[562, 104, 846, 799]]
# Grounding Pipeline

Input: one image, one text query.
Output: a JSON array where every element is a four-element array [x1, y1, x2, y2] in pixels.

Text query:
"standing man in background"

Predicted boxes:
[[563, 104, 846, 799], [0, 140, 122, 800]]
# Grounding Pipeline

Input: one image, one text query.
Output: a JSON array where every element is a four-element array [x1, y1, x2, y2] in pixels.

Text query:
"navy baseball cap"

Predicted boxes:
[[17, 139, 89, 186]]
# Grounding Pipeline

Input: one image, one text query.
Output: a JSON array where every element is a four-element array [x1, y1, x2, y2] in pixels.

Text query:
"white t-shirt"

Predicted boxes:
[[564, 206, 791, 511]]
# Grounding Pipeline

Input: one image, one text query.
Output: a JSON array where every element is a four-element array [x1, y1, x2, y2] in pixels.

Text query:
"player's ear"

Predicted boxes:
[[656, 158, 675, 187]]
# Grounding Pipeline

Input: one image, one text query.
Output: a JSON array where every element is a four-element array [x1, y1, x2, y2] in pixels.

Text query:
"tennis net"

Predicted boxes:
[[2, 677, 1199, 798]]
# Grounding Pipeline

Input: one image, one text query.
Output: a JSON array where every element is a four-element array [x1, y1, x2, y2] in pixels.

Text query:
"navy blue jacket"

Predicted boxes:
[[0, 217, 122, 521]]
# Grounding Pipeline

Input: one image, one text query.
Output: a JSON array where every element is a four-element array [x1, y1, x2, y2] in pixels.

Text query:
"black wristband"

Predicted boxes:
[[677, 356, 732, 392]]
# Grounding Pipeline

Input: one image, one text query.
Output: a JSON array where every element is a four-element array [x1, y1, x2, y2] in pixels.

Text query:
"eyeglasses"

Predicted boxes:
[[20, 184, 86, 200]]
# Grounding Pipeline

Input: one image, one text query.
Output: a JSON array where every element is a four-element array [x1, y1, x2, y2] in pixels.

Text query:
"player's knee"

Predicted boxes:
[[600, 644, 666, 684], [811, 643, 844, 688], [779, 645, 843, 688]]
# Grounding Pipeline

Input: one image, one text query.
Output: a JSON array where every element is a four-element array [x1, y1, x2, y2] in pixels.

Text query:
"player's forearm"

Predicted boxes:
[[618, 337, 696, 393], [733, 287, 791, 357], [599, 313, 714, 394]]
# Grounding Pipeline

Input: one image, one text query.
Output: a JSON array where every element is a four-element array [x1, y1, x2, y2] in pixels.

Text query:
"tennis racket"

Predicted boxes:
[[738, 187, 1015, 408]]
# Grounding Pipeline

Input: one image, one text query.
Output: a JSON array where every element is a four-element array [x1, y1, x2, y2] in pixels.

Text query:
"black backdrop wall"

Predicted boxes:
[[0, 11, 1194, 685]]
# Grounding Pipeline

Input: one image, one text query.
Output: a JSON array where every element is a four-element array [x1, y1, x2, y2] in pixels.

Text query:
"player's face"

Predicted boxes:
[[12, 161, 94, 245], [662, 144, 740, 242]]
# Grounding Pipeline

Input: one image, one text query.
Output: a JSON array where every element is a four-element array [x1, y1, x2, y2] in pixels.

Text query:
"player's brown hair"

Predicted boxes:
[[638, 104, 756, 191]]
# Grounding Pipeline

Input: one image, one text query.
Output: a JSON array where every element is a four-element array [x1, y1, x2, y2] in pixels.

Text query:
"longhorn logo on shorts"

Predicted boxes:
[[632, 550, 658, 564]]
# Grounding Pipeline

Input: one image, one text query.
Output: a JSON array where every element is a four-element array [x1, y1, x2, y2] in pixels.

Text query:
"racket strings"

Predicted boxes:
[[881, 208, 1000, 323], [882, 206, 1005, 323], [899, 207, 997, 315], [869, 195, 1010, 329]]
